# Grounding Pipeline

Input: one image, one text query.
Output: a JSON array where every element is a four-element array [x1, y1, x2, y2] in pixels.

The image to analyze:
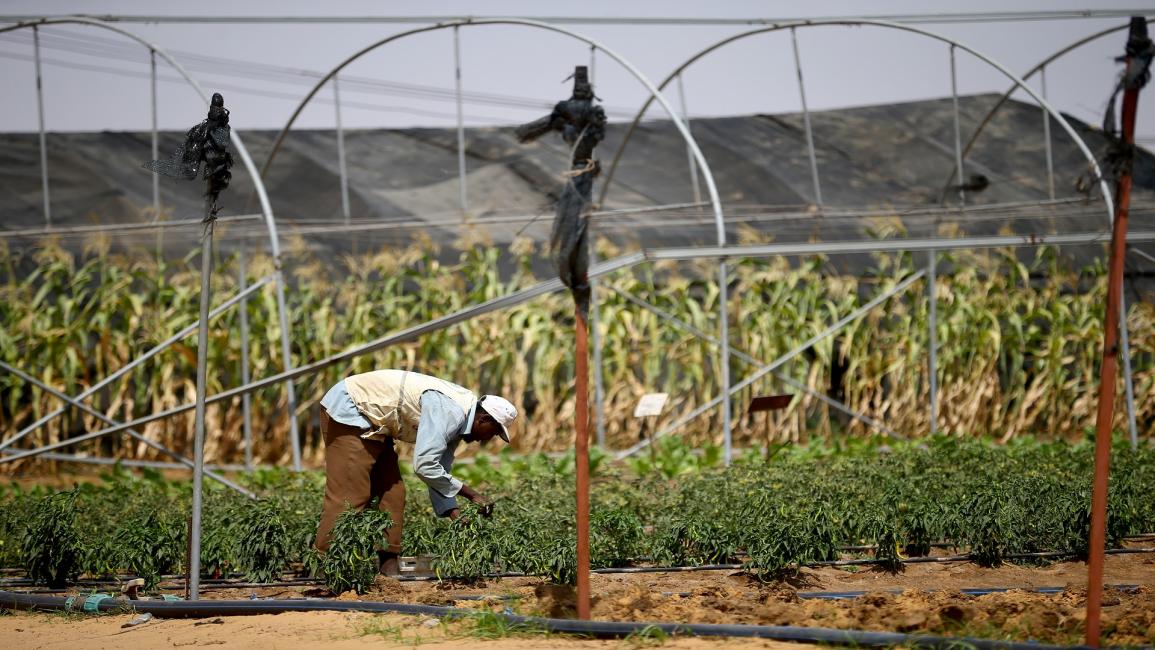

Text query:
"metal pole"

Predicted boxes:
[[676, 74, 702, 205], [1132, 246, 1155, 265], [0, 214, 261, 239], [334, 74, 351, 224], [590, 242, 606, 447], [0, 361, 253, 497], [0, 449, 250, 473], [588, 44, 606, 448], [718, 260, 733, 465], [275, 273, 302, 471], [32, 25, 50, 227], [1120, 293, 1138, 449], [1041, 66, 1056, 200], [150, 49, 160, 218], [188, 202, 215, 600], [791, 27, 823, 209], [950, 45, 967, 206], [928, 253, 938, 435], [453, 25, 468, 214], [0, 276, 272, 452], [574, 302, 591, 620], [239, 248, 254, 469], [1086, 19, 1145, 646]]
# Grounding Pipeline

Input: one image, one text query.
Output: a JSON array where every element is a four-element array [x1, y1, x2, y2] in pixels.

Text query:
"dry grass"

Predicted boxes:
[[0, 236, 1150, 467]]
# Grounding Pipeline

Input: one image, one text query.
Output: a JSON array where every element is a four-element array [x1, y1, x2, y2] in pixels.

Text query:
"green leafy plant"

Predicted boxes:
[[432, 504, 501, 582], [320, 505, 391, 594], [232, 497, 292, 583], [22, 489, 82, 587]]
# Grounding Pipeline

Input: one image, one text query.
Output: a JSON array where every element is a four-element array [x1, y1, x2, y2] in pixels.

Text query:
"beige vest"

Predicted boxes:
[[343, 369, 476, 443]]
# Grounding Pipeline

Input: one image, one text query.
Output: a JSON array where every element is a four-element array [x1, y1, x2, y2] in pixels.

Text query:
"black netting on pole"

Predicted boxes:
[[516, 66, 606, 314]]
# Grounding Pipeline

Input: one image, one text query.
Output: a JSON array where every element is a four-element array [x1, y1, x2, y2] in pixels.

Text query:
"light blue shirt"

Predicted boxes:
[[320, 380, 372, 429], [320, 381, 475, 517]]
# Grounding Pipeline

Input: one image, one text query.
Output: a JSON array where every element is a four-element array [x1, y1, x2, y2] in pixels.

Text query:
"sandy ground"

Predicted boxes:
[[0, 610, 817, 650], [3, 552, 1155, 649]]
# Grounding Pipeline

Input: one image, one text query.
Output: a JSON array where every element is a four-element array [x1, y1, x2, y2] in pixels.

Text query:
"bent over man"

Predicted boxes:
[[313, 369, 518, 575]]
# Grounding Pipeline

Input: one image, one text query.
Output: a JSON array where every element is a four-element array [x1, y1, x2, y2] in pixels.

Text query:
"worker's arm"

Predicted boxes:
[[413, 391, 491, 517]]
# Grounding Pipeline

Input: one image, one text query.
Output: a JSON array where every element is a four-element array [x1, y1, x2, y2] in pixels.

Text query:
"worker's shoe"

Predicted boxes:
[[378, 551, 401, 577]]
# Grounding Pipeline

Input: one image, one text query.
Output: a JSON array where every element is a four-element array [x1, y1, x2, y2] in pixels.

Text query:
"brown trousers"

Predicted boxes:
[[314, 410, 405, 554]]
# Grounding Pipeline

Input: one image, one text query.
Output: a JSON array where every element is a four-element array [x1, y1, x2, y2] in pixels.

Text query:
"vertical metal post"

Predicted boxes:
[[453, 25, 468, 214], [1087, 19, 1145, 645], [950, 45, 967, 207], [928, 254, 938, 435], [791, 27, 823, 209], [32, 26, 51, 228], [1040, 66, 1056, 200], [1120, 294, 1138, 449], [239, 247, 254, 469], [150, 49, 160, 218], [334, 74, 351, 225], [187, 200, 214, 600], [719, 261, 733, 465], [676, 74, 703, 205], [276, 272, 302, 471], [574, 302, 591, 619], [588, 45, 606, 448]]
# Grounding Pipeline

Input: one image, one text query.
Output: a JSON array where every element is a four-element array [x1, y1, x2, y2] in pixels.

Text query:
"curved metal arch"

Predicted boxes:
[[261, 17, 736, 459], [261, 18, 728, 244], [596, 19, 1115, 223], [951, 20, 1148, 191], [0, 17, 287, 260], [0, 16, 304, 469]]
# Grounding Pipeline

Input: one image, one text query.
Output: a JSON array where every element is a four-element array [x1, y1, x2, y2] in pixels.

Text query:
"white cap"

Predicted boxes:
[[478, 395, 518, 443]]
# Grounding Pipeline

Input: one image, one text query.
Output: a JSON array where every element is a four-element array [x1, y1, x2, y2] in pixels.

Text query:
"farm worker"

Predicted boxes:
[[313, 369, 518, 575]]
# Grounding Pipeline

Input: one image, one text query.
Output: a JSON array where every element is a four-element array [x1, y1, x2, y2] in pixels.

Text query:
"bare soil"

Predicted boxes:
[[4, 552, 1155, 648]]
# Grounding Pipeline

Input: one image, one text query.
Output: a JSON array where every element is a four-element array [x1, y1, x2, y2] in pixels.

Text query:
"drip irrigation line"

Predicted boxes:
[[4, 548, 1153, 590], [794, 585, 1141, 600], [0, 589, 1108, 649]]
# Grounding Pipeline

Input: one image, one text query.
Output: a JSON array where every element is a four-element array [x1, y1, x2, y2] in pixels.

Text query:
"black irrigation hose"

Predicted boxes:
[[792, 585, 1141, 600], [0, 590, 1103, 650], [9, 584, 1141, 602], [3, 547, 1153, 588]]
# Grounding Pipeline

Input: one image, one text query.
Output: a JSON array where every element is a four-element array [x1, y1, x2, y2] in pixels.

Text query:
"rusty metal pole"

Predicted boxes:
[[575, 300, 591, 620], [1085, 16, 1147, 647]]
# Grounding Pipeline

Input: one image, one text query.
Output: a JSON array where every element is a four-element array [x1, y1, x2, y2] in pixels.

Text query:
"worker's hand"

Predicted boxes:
[[458, 484, 494, 517], [467, 491, 494, 517], [477, 498, 495, 518]]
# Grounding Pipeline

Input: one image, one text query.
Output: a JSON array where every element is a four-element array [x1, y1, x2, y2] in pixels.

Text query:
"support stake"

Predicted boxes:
[[1086, 17, 1148, 647], [575, 301, 591, 620]]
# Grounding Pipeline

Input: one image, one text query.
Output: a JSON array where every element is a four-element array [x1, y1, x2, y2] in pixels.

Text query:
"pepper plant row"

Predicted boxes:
[[1, 436, 1152, 593]]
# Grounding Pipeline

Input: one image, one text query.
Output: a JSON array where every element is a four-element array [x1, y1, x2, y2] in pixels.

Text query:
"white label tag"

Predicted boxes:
[[633, 393, 669, 418]]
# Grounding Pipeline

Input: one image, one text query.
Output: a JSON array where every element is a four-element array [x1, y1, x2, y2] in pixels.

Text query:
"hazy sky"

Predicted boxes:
[[1, 1, 1154, 146]]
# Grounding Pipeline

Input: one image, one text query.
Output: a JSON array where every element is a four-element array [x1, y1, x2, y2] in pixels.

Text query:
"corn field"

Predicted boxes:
[[0, 233, 1151, 468]]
